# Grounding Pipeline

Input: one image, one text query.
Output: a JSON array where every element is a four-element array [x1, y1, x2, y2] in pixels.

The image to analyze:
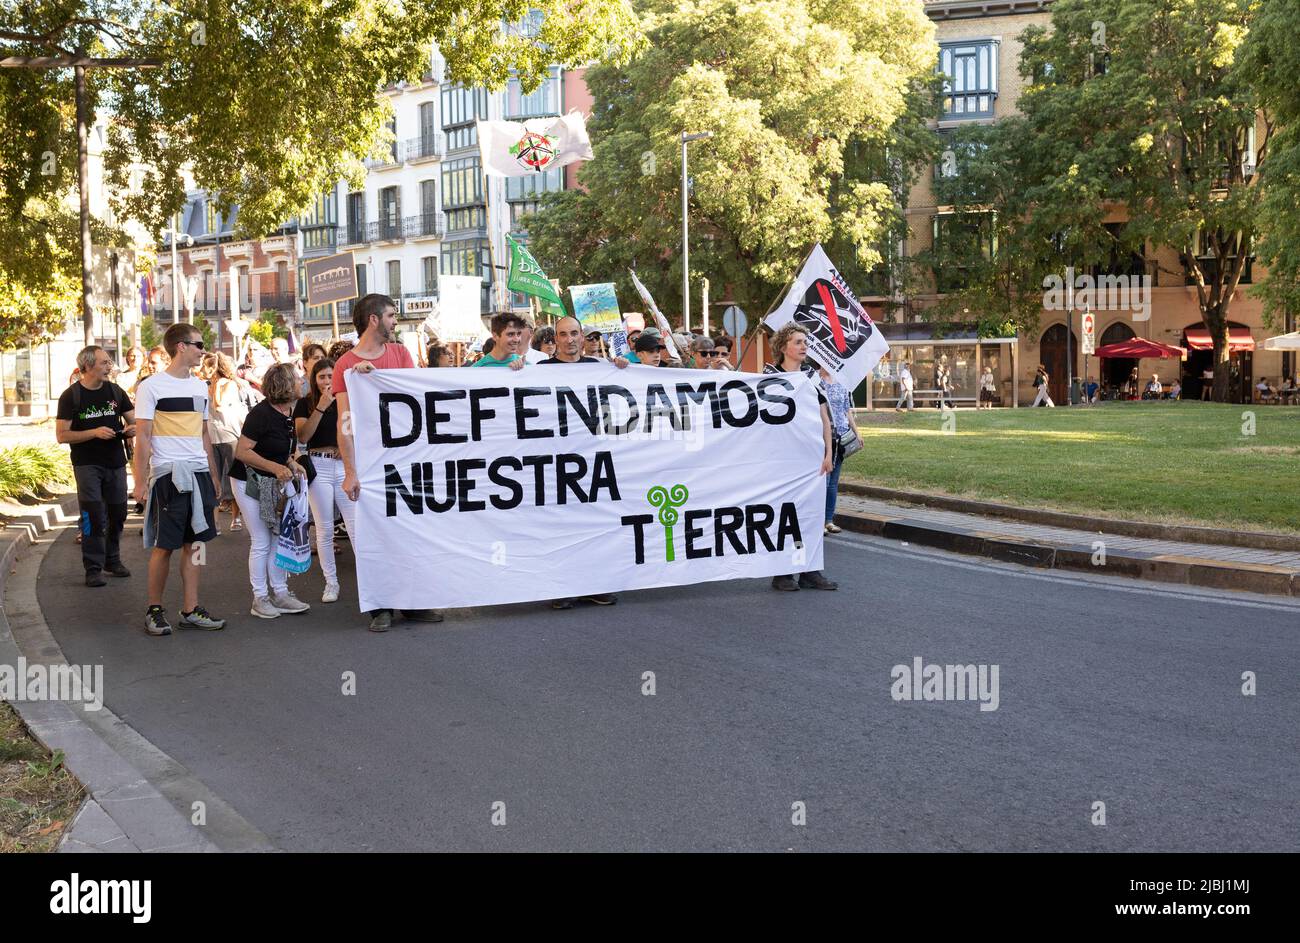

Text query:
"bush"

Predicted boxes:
[[0, 445, 74, 501]]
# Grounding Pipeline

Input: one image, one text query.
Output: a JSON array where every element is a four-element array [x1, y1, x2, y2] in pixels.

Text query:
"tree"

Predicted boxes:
[[1244, 0, 1300, 334], [928, 0, 1272, 401], [525, 0, 939, 323], [1, 1, 644, 345]]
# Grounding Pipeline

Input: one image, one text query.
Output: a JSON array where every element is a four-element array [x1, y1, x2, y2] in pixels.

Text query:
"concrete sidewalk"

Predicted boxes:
[[834, 491, 1300, 597]]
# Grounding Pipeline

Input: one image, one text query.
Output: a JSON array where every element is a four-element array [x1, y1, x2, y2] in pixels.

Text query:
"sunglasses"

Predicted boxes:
[[697, 350, 721, 358], [180, 339, 205, 350]]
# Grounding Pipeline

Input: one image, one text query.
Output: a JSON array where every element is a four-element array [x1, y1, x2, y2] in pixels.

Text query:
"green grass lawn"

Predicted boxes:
[[843, 402, 1300, 534]]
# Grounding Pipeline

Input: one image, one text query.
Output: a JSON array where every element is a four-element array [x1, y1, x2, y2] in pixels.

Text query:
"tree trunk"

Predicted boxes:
[[1208, 309, 1231, 403]]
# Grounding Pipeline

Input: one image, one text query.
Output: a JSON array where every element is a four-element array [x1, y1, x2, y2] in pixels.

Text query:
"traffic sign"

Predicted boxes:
[[722, 305, 748, 337], [1081, 311, 1096, 355]]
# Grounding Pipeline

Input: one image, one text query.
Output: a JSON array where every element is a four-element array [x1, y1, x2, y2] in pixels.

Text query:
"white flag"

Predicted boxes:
[[477, 113, 594, 178], [629, 270, 682, 363], [764, 244, 889, 392]]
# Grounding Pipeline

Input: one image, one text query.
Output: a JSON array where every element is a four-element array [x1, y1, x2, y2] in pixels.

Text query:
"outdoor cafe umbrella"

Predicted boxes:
[[1262, 331, 1300, 350], [1094, 337, 1187, 360]]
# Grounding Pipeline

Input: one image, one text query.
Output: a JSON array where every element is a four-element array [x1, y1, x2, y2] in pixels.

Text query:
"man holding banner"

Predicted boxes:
[[333, 293, 445, 633]]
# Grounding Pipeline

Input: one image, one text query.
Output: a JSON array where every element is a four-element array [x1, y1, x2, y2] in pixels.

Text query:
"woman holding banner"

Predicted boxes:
[[763, 324, 838, 592]]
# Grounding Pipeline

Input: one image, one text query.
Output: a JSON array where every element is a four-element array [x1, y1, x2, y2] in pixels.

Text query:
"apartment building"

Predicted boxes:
[[882, 0, 1282, 406], [302, 47, 581, 340]]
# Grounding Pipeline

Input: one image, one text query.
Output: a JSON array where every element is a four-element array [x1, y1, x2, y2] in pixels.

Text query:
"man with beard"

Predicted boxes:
[[334, 293, 444, 632]]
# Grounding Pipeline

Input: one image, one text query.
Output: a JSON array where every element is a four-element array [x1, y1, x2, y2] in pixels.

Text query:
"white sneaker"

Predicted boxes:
[[251, 596, 280, 620], [270, 591, 311, 614], [322, 582, 339, 604]]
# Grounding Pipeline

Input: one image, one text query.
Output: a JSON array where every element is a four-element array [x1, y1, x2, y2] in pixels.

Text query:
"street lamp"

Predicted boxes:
[[681, 131, 713, 333], [163, 224, 193, 323]]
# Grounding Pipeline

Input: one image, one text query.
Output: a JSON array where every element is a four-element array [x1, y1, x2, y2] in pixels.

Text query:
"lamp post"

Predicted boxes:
[[163, 225, 193, 322], [680, 131, 713, 333]]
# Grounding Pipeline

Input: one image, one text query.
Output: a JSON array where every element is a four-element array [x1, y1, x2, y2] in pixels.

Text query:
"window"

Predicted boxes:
[[932, 212, 996, 292], [933, 130, 988, 180], [939, 41, 998, 119], [301, 191, 337, 252], [357, 265, 368, 297], [205, 200, 219, 235], [441, 238, 488, 279], [441, 84, 488, 152], [505, 67, 560, 119], [420, 179, 437, 221], [442, 157, 483, 209], [505, 167, 563, 200], [445, 207, 486, 233], [1186, 229, 1253, 285], [379, 186, 401, 239], [387, 260, 402, 296], [422, 256, 438, 294], [346, 192, 366, 243]]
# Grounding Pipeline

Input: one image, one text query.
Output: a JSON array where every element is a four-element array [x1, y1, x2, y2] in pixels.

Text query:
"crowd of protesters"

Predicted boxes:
[[56, 294, 847, 636]]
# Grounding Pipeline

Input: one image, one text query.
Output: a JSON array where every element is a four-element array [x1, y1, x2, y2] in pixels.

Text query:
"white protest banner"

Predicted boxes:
[[764, 244, 889, 392], [347, 364, 825, 611], [435, 274, 489, 343]]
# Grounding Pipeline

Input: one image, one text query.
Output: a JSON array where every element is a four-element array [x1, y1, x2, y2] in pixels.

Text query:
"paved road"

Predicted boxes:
[[37, 514, 1300, 851]]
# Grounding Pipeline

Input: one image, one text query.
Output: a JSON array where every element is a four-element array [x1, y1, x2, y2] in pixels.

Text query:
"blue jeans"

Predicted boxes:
[[825, 453, 843, 524]]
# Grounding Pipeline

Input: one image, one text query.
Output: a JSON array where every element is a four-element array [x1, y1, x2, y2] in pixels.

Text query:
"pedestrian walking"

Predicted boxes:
[[295, 357, 346, 604], [895, 362, 914, 411], [1032, 364, 1055, 407], [230, 363, 312, 620], [56, 346, 135, 587], [131, 323, 226, 636], [763, 323, 837, 592], [334, 293, 444, 632]]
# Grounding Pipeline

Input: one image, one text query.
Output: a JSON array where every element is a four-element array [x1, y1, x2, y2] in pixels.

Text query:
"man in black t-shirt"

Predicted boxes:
[[56, 346, 136, 586]]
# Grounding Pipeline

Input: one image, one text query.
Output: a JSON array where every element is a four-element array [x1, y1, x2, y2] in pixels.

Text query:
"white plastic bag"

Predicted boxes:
[[274, 478, 312, 574]]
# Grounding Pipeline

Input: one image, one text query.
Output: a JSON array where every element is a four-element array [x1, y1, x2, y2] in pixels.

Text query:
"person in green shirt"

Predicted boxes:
[[470, 313, 528, 370]]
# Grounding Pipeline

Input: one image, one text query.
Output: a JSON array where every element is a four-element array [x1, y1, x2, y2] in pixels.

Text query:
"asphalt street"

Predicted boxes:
[[37, 514, 1300, 852]]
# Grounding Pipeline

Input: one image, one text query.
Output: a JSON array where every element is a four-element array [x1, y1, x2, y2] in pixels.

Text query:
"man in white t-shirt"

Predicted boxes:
[[131, 323, 226, 637]]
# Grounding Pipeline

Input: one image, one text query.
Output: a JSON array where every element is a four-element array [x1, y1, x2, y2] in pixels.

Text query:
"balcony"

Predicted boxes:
[[371, 218, 405, 243], [404, 212, 445, 240], [364, 142, 403, 170], [404, 133, 445, 163], [255, 291, 298, 312], [340, 223, 367, 246]]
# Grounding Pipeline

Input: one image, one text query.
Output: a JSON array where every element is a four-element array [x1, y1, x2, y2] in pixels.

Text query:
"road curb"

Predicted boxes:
[[1, 495, 275, 853], [833, 507, 1300, 598], [838, 479, 1300, 552]]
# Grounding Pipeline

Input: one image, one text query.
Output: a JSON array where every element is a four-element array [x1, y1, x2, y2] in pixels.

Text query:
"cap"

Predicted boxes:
[[634, 333, 664, 353]]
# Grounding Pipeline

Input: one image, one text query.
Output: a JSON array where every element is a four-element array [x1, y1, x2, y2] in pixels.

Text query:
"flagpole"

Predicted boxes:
[[736, 272, 798, 371]]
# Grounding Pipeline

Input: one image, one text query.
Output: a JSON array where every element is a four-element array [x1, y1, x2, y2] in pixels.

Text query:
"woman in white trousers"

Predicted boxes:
[[293, 358, 355, 603]]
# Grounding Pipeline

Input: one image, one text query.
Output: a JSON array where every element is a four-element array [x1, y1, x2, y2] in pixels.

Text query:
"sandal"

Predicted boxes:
[[824, 522, 842, 534]]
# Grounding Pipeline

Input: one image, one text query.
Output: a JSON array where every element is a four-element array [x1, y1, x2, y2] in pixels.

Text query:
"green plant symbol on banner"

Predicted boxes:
[[647, 484, 689, 562]]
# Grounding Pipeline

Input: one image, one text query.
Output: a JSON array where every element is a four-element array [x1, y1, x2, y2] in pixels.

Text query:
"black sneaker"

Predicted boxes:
[[368, 609, 393, 633], [144, 606, 172, 636], [178, 605, 227, 630], [550, 598, 575, 610], [771, 575, 800, 592], [86, 570, 107, 588], [104, 562, 131, 578], [582, 594, 618, 606]]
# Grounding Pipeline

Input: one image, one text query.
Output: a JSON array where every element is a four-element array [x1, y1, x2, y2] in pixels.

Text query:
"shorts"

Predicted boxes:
[[148, 472, 218, 550]]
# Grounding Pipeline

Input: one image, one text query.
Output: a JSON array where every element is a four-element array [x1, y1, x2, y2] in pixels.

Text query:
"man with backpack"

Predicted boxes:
[[56, 346, 136, 587]]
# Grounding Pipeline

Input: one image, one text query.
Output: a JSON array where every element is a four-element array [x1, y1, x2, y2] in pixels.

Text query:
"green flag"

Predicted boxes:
[[507, 235, 566, 315]]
